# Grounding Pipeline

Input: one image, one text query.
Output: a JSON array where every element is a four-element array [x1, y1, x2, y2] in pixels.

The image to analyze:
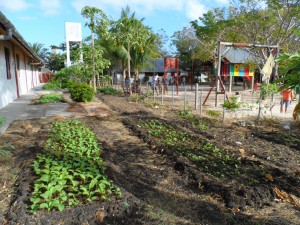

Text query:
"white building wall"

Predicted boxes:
[[15, 49, 28, 95], [0, 42, 18, 109], [0, 41, 40, 109]]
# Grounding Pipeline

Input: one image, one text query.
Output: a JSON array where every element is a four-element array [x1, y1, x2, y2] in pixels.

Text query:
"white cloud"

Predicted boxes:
[[185, 0, 208, 20], [70, 0, 204, 18], [215, 0, 229, 4], [0, 0, 33, 12], [40, 0, 61, 15]]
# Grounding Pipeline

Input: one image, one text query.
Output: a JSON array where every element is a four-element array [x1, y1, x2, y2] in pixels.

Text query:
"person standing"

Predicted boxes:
[[280, 88, 293, 113], [162, 77, 169, 94], [125, 77, 130, 93]]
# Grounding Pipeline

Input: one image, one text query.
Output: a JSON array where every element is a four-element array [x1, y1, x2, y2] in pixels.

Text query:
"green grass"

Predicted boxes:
[[36, 93, 62, 104]]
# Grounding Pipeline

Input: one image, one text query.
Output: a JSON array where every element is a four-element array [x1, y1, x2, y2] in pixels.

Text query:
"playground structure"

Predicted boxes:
[[163, 58, 180, 94], [206, 41, 279, 106]]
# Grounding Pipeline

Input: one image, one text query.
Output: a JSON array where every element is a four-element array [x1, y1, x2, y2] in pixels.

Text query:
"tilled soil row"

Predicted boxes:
[[83, 116, 263, 225]]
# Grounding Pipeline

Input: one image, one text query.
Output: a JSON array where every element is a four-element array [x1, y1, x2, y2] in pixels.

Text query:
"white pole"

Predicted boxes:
[[195, 83, 199, 110], [216, 42, 222, 106], [161, 85, 164, 106], [66, 40, 70, 67], [222, 90, 226, 123], [184, 83, 187, 110], [200, 89, 203, 115], [172, 85, 174, 109], [229, 76, 232, 92]]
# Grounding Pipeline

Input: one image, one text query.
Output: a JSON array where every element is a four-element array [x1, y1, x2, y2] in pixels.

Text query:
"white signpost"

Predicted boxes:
[[65, 22, 82, 67]]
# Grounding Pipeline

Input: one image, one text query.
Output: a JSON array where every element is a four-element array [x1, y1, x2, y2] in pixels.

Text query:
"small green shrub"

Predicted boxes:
[[206, 110, 221, 117], [37, 93, 62, 104], [42, 83, 60, 90], [97, 87, 119, 95], [68, 82, 94, 102], [221, 96, 241, 111], [0, 115, 5, 127]]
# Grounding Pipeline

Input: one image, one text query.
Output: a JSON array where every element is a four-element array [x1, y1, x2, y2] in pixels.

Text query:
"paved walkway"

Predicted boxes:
[[0, 85, 73, 137]]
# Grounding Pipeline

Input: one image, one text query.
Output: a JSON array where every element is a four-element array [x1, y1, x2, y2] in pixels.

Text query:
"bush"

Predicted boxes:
[[97, 87, 120, 95], [68, 82, 94, 102], [42, 83, 60, 90], [37, 93, 62, 104]]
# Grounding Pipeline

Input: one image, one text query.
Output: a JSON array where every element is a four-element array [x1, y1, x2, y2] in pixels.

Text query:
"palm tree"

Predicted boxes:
[[28, 42, 49, 62], [111, 6, 155, 93]]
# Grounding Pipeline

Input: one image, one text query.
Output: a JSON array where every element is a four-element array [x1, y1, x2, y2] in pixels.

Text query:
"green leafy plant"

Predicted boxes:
[[259, 83, 278, 99], [30, 120, 121, 213], [138, 118, 270, 183], [42, 83, 60, 90], [97, 87, 120, 95], [177, 109, 208, 130], [36, 93, 63, 104], [221, 96, 241, 111], [68, 82, 94, 102], [0, 115, 5, 127]]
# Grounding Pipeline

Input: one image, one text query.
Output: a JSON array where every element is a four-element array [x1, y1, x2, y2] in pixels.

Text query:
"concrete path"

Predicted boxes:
[[0, 85, 73, 137]]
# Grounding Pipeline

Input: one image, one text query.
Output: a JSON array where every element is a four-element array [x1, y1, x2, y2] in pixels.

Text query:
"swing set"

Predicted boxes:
[[203, 41, 279, 106]]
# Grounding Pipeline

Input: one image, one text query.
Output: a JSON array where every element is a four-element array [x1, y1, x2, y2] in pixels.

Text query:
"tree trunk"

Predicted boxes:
[[127, 43, 132, 94], [92, 32, 96, 93]]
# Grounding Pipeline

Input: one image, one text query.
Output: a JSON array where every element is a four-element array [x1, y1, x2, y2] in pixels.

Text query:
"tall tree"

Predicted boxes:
[[171, 26, 200, 72], [191, 0, 300, 64], [111, 6, 153, 92], [81, 6, 110, 92]]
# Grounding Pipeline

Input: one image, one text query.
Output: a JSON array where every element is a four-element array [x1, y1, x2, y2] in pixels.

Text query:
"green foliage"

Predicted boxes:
[[68, 82, 94, 102], [42, 83, 60, 90], [0, 115, 5, 127], [221, 96, 241, 111], [55, 66, 83, 88], [206, 110, 221, 117], [177, 109, 208, 130], [30, 120, 121, 213], [259, 83, 278, 99], [36, 94, 63, 104], [138, 118, 271, 182], [97, 87, 119, 94], [275, 52, 300, 91], [191, 1, 300, 62]]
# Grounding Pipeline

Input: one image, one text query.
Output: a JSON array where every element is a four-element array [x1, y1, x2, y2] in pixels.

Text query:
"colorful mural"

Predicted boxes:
[[230, 63, 254, 76]]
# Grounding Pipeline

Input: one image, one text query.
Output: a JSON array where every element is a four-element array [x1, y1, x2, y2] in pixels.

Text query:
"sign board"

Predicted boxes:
[[65, 22, 82, 42]]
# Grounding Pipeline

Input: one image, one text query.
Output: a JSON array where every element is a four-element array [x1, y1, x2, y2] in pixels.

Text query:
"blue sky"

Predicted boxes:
[[0, 0, 229, 50]]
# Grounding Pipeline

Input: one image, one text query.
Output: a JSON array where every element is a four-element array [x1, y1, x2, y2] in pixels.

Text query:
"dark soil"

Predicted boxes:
[[0, 93, 300, 225]]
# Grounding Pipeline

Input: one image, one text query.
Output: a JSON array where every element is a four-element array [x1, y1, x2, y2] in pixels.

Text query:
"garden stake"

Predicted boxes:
[[184, 84, 187, 110], [195, 83, 199, 110]]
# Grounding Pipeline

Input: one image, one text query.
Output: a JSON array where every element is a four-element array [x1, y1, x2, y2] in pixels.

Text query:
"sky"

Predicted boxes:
[[0, 0, 230, 51]]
